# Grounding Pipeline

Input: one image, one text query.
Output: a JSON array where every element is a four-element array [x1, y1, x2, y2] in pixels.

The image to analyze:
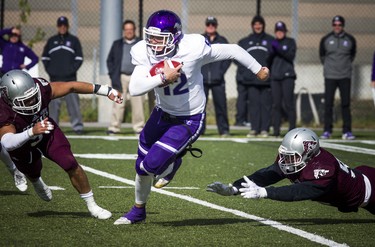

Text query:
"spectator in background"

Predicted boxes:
[[268, 21, 297, 137], [319, 15, 356, 140], [201, 17, 231, 137], [235, 15, 273, 137], [106, 20, 145, 135], [0, 27, 38, 75], [371, 51, 375, 107], [42, 16, 84, 135]]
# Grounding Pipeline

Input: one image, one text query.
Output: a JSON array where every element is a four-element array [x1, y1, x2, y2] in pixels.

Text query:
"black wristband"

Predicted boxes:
[[94, 84, 101, 94]]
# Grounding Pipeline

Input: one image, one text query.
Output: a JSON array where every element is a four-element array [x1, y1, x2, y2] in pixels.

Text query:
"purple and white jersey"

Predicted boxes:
[[129, 34, 262, 116]]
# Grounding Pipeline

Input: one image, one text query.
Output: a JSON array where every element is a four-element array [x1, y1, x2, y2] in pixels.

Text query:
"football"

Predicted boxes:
[[149, 59, 181, 76]]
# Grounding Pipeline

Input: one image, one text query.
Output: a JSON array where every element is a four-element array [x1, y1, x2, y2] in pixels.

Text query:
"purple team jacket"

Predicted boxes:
[[0, 28, 38, 73]]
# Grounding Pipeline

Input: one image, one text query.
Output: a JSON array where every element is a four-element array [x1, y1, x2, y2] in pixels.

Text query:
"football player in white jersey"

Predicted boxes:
[[114, 9, 269, 225]]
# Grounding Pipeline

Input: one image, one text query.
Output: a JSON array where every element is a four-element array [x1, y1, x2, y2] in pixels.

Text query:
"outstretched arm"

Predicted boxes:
[[50, 81, 123, 104], [207, 163, 283, 196], [207, 44, 269, 81]]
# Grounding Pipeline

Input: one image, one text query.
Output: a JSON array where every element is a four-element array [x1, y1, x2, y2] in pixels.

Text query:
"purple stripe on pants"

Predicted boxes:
[[135, 107, 205, 176]]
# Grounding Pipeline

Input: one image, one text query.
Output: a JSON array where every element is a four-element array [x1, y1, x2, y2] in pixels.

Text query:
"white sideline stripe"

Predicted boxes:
[[99, 186, 134, 189], [74, 153, 137, 160], [81, 164, 348, 247], [321, 142, 375, 155], [98, 185, 199, 190], [49, 186, 65, 191]]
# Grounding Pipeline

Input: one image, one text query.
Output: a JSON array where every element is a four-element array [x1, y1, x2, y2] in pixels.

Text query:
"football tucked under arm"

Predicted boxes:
[[128, 60, 182, 96], [149, 59, 182, 87]]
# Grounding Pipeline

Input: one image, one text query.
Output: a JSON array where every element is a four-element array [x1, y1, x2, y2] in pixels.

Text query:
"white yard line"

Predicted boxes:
[[98, 185, 199, 190], [81, 164, 348, 247], [320, 142, 375, 155], [74, 153, 137, 160]]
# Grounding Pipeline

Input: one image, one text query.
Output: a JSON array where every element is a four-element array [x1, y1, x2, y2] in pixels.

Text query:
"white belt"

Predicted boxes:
[[360, 174, 372, 208]]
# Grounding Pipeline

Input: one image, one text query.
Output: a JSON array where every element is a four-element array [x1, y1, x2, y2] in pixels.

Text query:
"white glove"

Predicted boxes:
[[239, 176, 267, 199], [206, 182, 238, 196], [108, 88, 124, 104]]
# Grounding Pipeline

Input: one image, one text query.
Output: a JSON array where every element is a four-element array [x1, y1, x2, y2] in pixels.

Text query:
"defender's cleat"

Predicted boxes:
[[89, 205, 112, 220], [114, 206, 146, 225], [32, 178, 52, 201], [14, 169, 28, 192]]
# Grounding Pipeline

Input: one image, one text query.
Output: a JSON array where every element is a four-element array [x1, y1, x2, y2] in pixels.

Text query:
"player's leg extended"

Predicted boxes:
[[145, 112, 205, 188], [0, 143, 28, 191], [114, 110, 204, 225], [8, 146, 51, 201], [43, 127, 111, 219]]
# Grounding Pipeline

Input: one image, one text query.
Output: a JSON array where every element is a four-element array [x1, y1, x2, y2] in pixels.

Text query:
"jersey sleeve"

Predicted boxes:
[[128, 41, 163, 96], [204, 43, 262, 74], [232, 163, 285, 189], [265, 182, 328, 201], [0, 100, 16, 128], [128, 65, 162, 96]]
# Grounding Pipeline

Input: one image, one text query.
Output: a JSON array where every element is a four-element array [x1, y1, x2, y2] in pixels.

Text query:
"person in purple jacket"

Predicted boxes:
[[207, 128, 375, 214], [0, 27, 38, 75]]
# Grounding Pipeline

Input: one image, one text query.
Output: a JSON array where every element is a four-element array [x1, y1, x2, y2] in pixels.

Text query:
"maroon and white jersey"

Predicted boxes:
[[284, 148, 366, 209], [0, 77, 78, 178], [234, 147, 374, 213]]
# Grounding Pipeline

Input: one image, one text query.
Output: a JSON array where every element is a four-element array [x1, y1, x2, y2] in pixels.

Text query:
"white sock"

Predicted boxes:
[[0, 145, 16, 174], [135, 174, 152, 205], [80, 190, 97, 208]]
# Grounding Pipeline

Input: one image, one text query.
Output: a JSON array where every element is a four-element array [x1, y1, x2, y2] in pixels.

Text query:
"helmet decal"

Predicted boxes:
[[302, 140, 318, 156]]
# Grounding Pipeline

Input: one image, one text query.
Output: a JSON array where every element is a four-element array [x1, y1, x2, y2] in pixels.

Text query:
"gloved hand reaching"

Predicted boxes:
[[239, 176, 267, 199], [206, 182, 238, 196]]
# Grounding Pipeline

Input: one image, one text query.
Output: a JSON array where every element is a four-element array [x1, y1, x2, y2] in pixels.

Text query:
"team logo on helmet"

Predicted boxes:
[[302, 140, 317, 156]]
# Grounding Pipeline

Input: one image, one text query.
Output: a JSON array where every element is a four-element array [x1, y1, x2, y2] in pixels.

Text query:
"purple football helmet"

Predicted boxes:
[[143, 10, 183, 57]]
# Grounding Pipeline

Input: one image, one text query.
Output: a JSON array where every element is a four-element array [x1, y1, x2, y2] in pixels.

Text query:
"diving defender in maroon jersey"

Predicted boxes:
[[0, 70, 123, 219], [207, 128, 375, 214]]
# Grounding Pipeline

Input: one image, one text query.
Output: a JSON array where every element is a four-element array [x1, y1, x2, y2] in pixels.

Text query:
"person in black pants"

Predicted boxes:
[[42, 16, 84, 134], [235, 16, 273, 137], [319, 15, 356, 140], [201, 17, 231, 137], [268, 21, 296, 137]]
